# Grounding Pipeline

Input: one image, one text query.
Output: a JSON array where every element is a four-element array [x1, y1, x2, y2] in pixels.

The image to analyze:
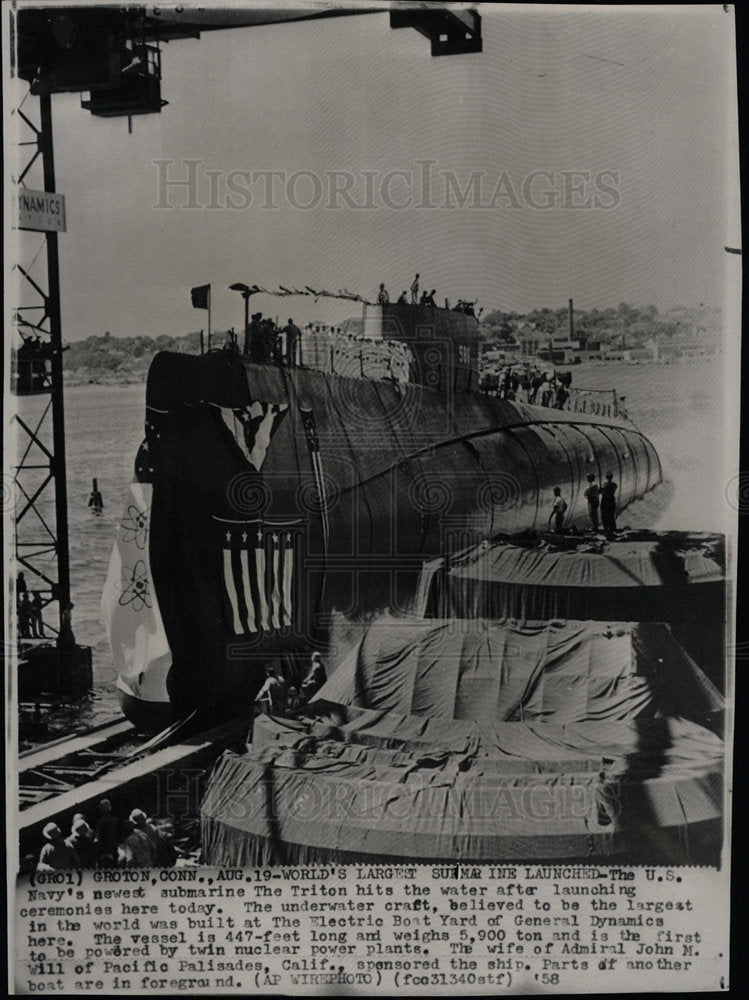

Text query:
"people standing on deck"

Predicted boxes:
[[423, 289, 436, 307], [600, 472, 618, 536], [410, 273, 420, 305], [583, 474, 601, 531], [549, 487, 567, 534], [255, 318, 276, 363], [397, 290, 408, 304], [37, 823, 81, 871], [283, 318, 302, 366], [377, 283, 390, 305], [540, 377, 553, 408], [223, 329, 239, 359], [247, 312, 263, 360]]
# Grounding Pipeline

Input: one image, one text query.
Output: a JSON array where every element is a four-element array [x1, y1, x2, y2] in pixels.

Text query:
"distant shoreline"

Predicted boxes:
[[63, 372, 147, 387], [61, 352, 718, 389]]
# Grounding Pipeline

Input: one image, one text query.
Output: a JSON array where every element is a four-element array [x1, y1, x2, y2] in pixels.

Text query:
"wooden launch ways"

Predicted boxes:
[[17, 715, 247, 864]]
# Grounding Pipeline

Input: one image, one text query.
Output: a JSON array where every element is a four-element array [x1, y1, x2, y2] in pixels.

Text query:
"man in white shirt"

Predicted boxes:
[[549, 486, 567, 533]]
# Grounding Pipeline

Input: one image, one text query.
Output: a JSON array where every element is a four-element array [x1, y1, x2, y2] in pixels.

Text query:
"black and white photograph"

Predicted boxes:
[[5, 1, 738, 993]]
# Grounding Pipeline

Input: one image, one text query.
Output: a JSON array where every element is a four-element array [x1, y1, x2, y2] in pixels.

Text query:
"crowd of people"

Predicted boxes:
[[235, 313, 303, 366], [549, 472, 619, 537], [481, 364, 573, 409], [253, 652, 327, 719], [34, 799, 176, 872]]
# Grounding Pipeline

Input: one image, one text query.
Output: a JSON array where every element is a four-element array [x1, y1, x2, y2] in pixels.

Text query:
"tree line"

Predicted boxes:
[[479, 302, 721, 347]]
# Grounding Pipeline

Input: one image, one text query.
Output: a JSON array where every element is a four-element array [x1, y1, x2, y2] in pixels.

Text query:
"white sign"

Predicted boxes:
[[17, 188, 66, 232]]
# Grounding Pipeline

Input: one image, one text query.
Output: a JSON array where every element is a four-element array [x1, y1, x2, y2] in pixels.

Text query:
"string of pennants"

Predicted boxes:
[[241, 283, 375, 306]]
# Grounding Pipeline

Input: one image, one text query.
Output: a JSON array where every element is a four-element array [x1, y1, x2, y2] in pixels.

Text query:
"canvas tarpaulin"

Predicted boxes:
[[416, 531, 724, 596], [201, 704, 723, 865], [316, 617, 723, 727], [414, 532, 726, 687]]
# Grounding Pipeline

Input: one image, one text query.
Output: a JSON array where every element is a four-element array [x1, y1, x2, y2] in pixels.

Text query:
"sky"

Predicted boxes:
[[9, 3, 741, 341]]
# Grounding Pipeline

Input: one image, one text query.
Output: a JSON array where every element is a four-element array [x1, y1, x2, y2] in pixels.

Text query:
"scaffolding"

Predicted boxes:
[[11, 84, 73, 649]]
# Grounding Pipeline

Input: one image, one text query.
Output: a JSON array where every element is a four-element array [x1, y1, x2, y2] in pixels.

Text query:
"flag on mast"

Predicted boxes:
[[191, 284, 211, 348], [191, 284, 210, 309]]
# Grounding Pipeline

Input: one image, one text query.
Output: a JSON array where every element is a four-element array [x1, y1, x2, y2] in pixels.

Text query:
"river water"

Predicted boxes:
[[13, 356, 732, 734]]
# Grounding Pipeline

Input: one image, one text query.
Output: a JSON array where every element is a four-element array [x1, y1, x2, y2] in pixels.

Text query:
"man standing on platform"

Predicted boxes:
[[600, 472, 618, 535], [410, 273, 420, 305], [583, 474, 600, 531], [283, 318, 302, 366], [247, 312, 263, 360], [549, 487, 567, 533]]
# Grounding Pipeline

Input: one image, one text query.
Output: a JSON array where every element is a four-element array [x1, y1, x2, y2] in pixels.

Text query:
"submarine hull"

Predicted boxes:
[[107, 350, 662, 730]]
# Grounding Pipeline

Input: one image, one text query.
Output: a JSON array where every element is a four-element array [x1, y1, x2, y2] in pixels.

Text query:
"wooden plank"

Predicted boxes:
[[26, 769, 72, 787], [121, 709, 198, 759], [19, 785, 70, 796], [19, 720, 134, 771]]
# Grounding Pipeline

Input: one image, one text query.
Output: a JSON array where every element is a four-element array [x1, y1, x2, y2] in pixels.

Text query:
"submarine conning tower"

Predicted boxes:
[[376, 301, 481, 393]]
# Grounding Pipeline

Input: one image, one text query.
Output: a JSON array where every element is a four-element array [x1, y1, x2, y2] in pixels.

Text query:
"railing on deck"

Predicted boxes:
[[299, 329, 413, 383], [477, 378, 629, 421], [564, 387, 628, 420]]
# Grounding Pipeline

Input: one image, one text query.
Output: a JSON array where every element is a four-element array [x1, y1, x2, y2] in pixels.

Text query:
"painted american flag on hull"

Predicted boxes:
[[217, 519, 302, 635]]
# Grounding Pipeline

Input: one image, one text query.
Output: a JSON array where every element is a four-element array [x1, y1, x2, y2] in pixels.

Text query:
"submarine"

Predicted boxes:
[[102, 301, 662, 730]]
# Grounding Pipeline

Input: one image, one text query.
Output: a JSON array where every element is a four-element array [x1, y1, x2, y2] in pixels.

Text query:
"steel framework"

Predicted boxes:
[[12, 84, 72, 645]]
